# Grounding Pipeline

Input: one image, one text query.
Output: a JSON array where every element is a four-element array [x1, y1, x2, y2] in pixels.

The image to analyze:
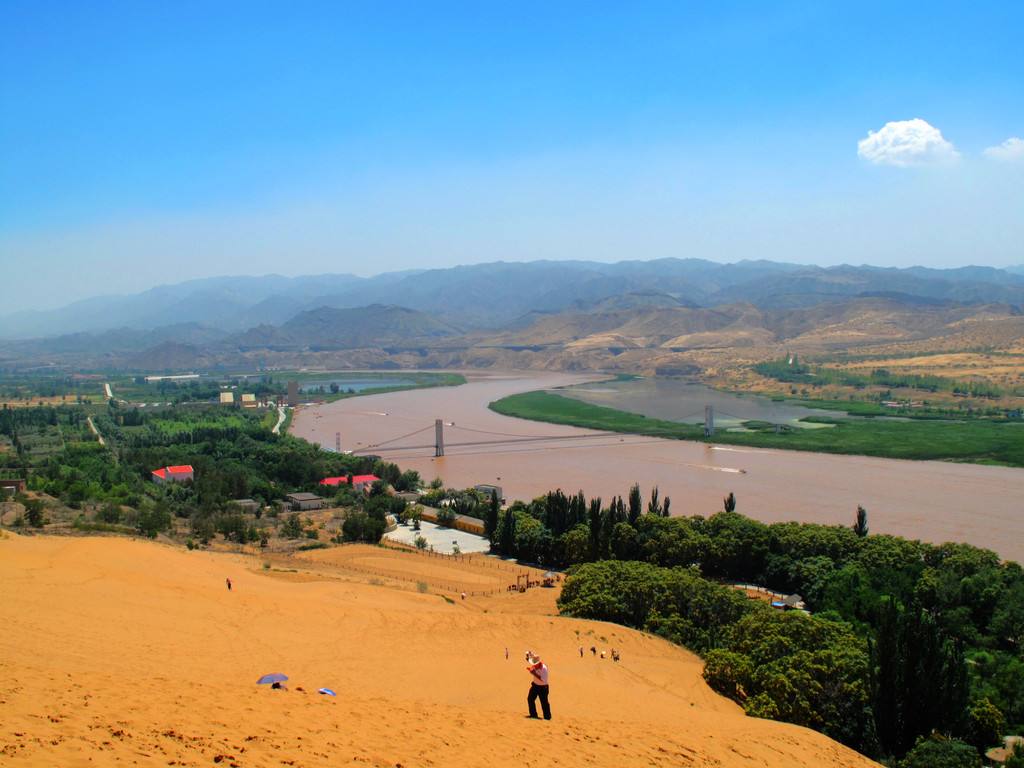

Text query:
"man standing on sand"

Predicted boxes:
[[226, 577, 232, 591], [526, 653, 551, 720]]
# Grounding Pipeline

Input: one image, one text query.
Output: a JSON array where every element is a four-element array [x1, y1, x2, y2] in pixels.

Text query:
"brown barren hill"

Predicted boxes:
[[0, 534, 879, 767]]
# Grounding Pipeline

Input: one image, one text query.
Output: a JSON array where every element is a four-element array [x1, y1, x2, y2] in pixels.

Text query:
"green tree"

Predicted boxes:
[[281, 513, 304, 539], [964, 697, 1005, 754], [587, 497, 603, 560], [899, 735, 980, 768], [436, 505, 456, 527], [216, 513, 248, 542], [394, 469, 421, 492], [342, 511, 385, 544], [484, 490, 500, 542], [627, 483, 642, 524], [853, 505, 869, 537], [514, 513, 545, 562], [872, 599, 969, 756], [190, 513, 215, 545], [702, 649, 753, 700], [498, 508, 516, 555], [647, 486, 662, 517], [137, 502, 171, 538], [610, 522, 640, 561], [24, 497, 45, 527], [723, 492, 736, 513], [97, 502, 122, 524], [561, 524, 590, 565]]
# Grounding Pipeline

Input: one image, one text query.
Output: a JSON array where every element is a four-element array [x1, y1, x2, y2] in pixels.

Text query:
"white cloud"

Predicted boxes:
[[857, 118, 959, 167], [983, 137, 1024, 162]]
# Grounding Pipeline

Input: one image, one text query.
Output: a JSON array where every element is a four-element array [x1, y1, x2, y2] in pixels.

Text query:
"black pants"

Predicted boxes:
[[528, 683, 551, 719]]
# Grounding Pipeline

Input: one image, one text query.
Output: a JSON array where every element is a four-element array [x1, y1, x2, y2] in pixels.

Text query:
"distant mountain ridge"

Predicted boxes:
[[2, 258, 1023, 341], [228, 305, 463, 350]]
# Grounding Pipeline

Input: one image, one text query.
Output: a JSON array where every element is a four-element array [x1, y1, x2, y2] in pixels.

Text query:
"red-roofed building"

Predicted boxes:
[[152, 465, 195, 484], [320, 474, 381, 492]]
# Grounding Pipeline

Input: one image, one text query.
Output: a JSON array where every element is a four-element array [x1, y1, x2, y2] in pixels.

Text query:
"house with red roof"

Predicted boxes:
[[320, 474, 381, 492], [151, 465, 195, 484]]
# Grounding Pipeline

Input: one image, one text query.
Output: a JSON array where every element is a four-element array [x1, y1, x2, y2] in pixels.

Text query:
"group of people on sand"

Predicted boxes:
[[239, 572, 559, 721], [579, 645, 620, 662]]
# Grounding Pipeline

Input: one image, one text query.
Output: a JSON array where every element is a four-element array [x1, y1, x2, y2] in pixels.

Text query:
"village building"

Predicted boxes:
[[418, 508, 486, 536], [286, 492, 326, 511], [151, 465, 194, 484], [230, 498, 260, 514], [0, 477, 27, 495], [474, 484, 503, 503], [320, 474, 381, 493]]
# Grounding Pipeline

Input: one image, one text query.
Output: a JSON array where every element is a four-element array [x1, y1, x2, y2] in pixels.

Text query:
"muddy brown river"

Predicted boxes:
[[291, 372, 1024, 562]]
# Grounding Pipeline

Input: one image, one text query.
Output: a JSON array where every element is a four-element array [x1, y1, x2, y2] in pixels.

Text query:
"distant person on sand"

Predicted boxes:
[[590, 646, 596, 656], [461, 592, 466, 601], [578, 646, 583, 658], [525, 652, 551, 720], [505, 647, 509, 660], [226, 577, 232, 591]]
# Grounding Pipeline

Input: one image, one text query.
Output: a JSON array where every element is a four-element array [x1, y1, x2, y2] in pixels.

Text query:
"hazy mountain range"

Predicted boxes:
[[4, 259, 1024, 341], [2, 259, 1023, 373]]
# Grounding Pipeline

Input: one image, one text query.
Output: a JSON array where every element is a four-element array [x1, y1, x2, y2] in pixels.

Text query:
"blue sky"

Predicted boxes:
[[1, 1, 1023, 312]]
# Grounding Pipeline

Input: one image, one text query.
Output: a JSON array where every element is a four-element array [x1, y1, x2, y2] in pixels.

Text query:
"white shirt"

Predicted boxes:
[[530, 662, 549, 685]]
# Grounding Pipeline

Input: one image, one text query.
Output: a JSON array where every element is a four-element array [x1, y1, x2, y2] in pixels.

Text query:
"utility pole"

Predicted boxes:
[[704, 405, 714, 437], [435, 418, 445, 457], [335, 432, 341, 453]]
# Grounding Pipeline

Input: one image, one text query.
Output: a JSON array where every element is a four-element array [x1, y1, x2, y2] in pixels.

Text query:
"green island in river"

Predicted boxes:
[[489, 389, 1024, 468]]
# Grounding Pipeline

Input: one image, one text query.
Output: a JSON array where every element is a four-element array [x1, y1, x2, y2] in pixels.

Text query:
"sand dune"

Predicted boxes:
[[0, 533, 878, 767]]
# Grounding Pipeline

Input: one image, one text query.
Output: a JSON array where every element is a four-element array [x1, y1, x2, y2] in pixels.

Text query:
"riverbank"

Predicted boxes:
[[490, 389, 1024, 467], [290, 372, 1024, 561], [289, 370, 466, 403]]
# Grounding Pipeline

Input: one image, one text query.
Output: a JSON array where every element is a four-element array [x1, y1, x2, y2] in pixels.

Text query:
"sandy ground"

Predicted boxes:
[[0, 533, 878, 767]]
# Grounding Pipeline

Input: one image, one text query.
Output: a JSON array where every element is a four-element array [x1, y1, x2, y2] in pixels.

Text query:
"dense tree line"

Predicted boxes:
[[7, 403, 414, 542], [754, 357, 1005, 399], [498, 485, 1024, 762]]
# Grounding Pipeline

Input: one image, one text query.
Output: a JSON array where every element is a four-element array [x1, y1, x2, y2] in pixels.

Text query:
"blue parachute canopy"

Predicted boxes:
[[318, 688, 337, 696], [257, 673, 289, 685]]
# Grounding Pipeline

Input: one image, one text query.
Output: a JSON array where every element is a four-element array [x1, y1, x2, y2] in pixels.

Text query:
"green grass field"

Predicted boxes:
[[490, 390, 1024, 467]]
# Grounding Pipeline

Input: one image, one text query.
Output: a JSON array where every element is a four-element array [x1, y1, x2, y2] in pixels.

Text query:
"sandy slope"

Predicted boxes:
[[0, 534, 879, 767]]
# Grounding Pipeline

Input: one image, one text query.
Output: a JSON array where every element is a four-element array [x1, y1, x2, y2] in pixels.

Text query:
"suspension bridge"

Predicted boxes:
[[336, 405, 773, 458]]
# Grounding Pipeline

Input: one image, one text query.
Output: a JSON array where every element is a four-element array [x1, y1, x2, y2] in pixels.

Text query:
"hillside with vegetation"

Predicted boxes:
[[4, 393, 1024, 766], [477, 485, 1024, 765]]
